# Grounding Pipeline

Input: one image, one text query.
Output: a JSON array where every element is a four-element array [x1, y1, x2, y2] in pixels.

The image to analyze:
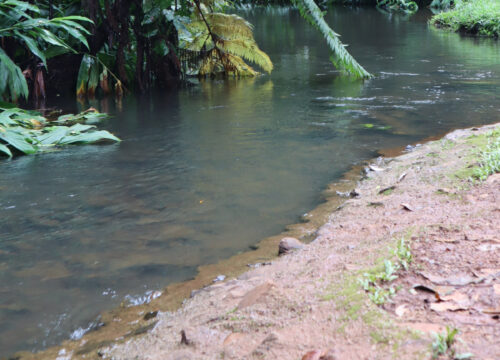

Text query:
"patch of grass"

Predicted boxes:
[[358, 233, 413, 305], [431, 0, 500, 37], [450, 128, 499, 182], [472, 130, 500, 181], [318, 232, 422, 357], [432, 326, 473, 359], [393, 237, 412, 270]]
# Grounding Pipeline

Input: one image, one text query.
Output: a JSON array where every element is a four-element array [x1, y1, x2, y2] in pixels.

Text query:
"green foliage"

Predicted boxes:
[[368, 285, 396, 305], [393, 237, 412, 270], [182, 11, 273, 76], [431, 0, 500, 37], [430, 0, 455, 10], [432, 326, 473, 359], [376, 0, 418, 13], [292, 0, 372, 79], [358, 235, 414, 305], [0, 106, 120, 157], [358, 260, 399, 304], [0, 0, 91, 100], [472, 130, 500, 181]]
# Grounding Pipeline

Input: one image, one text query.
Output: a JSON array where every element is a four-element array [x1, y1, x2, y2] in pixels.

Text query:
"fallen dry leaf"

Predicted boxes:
[[397, 172, 407, 182], [369, 165, 384, 172], [419, 272, 483, 286], [302, 350, 322, 360], [395, 304, 408, 317], [430, 302, 466, 312], [223, 333, 246, 346], [401, 203, 414, 211], [441, 291, 470, 306], [481, 307, 500, 315]]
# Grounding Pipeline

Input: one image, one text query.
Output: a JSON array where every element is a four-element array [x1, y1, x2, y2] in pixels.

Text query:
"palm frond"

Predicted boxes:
[[293, 0, 372, 79]]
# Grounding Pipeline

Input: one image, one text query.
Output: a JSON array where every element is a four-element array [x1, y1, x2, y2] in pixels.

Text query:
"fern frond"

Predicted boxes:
[[225, 54, 259, 76], [293, 0, 372, 79], [204, 13, 254, 39], [218, 38, 273, 73], [186, 9, 273, 75]]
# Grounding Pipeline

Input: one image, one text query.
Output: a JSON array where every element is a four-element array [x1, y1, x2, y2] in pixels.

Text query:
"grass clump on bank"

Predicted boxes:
[[472, 129, 500, 180], [431, 0, 500, 38]]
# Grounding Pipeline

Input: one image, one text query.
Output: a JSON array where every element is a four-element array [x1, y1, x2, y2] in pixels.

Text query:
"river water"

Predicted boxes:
[[1, 5, 499, 356]]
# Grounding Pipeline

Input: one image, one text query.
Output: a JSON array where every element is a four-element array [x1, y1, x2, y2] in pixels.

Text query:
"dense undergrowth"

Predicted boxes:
[[431, 0, 500, 37]]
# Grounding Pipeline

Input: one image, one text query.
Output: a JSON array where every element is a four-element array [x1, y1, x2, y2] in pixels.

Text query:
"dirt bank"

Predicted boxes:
[[16, 123, 500, 360]]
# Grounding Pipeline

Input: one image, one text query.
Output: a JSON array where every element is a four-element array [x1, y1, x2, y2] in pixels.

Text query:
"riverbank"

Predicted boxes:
[[431, 0, 500, 38], [28, 122, 495, 360]]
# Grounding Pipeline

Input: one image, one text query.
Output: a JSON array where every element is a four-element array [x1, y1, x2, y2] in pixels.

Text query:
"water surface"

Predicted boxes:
[[1, 5, 499, 356]]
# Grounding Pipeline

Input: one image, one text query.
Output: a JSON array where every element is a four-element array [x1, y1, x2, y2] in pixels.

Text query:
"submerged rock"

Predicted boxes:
[[278, 237, 304, 255]]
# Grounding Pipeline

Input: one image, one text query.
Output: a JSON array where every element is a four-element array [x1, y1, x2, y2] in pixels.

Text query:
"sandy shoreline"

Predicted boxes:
[[12, 122, 500, 360]]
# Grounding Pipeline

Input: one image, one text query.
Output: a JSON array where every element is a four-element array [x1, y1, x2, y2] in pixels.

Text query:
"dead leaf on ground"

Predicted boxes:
[[395, 304, 408, 317], [302, 350, 322, 360], [473, 268, 500, 278], [481, 307, 500, 315], [419, 272, 484, 286], [401, 203, 414, 211], [369, 165, 384, 172], [223, 333, 246, 346], [441, 291, 470, 306], [430, 302, 467, 312], [397, 172, 407, 182]]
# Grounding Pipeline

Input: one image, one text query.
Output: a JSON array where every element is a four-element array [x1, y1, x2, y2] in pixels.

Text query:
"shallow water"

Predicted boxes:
[[1, 5, 499, 356]]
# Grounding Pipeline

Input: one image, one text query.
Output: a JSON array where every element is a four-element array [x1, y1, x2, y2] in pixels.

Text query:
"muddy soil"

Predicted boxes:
[[12, 123, 500, 360]]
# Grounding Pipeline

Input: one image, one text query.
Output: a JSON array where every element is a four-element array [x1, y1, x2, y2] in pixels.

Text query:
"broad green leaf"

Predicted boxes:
[[0, 128, 37, 154], [76, 54, 92, 97], [14, 31, 47, 67], [58, 130, 121, 145], [0, 48, 28, 99], [35, 126, 70, 145], [0, 143, 12, 157], [87, 59, 100, 95], [52, 23, 89, 49]]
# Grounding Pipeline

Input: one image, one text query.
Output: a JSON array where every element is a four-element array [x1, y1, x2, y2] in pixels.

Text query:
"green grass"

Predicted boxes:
[[431, 0, 500, 37], [431, 326, 473, 359], [472, 129, 500, 180]]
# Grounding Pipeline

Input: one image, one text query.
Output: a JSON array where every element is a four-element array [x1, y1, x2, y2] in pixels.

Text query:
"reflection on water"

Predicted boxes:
[[1, 5, 499, 356]]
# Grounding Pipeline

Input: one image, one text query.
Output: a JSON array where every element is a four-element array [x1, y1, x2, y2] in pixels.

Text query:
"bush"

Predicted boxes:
[[431, 0, 500, 38]]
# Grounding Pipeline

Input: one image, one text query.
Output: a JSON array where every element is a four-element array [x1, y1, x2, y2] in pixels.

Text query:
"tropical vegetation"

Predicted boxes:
[[431, 0, 500, 37], [0, 106, 120, 157], [0, 0, 375, 104]]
